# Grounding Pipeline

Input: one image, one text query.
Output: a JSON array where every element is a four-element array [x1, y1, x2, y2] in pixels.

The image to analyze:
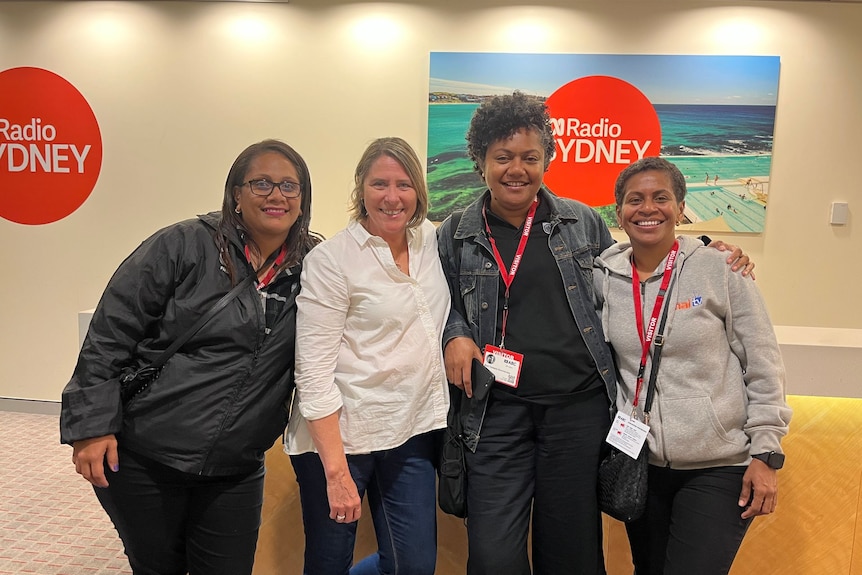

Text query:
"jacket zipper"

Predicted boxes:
[[197, 268, 267, 474]]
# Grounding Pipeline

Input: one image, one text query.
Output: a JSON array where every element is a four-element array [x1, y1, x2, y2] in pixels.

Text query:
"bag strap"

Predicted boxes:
[[445, 210, 471, 418], [642, 273, 677, 417], [145, 273, 255, 372], [448, 210, 465, 319]]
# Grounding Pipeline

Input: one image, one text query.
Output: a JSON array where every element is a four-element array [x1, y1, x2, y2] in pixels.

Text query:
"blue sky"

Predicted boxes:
[[429, 53, 780, 106]]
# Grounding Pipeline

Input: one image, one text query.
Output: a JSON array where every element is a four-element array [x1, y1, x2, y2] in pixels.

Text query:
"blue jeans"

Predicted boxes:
[[290, 432, 438, 575], [94, 448, 265, 575]]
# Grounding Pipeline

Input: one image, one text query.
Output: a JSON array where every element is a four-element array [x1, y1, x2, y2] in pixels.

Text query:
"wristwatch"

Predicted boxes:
[[752, 451, 785, 469]]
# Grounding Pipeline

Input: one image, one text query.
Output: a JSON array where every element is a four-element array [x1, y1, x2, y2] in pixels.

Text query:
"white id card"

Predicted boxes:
[[605, 411, 650, 460]]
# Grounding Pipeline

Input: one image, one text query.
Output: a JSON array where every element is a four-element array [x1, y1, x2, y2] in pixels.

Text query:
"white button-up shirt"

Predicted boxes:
[[286, 219, 450, 455]]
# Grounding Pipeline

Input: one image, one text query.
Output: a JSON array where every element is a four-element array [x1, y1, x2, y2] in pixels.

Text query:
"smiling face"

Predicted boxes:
[[232, 151, 302, 252], [616, 169, 685, 250], [483, 127, 546, 225], [361, 155, 418, 243]]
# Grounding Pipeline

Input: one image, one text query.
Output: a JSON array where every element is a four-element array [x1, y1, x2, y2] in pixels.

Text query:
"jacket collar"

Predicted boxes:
[[198, 210, 252, 253], [198, 210, 222, 231], [197, 210, 305, 278]]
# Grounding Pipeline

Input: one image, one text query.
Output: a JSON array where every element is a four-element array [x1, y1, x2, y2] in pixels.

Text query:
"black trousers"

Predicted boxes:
[[626, 465, 753, 575], [464, 387, 611, 575], [94, 448, 265, 575]]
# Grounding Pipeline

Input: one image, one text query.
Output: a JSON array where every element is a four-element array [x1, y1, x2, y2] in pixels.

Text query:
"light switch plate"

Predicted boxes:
[[830, 202, 849, 225]]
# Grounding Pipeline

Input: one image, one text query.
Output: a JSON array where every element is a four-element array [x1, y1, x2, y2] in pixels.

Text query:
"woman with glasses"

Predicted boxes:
[[60, 139, 321, 575], [286, 137, 450, 575]]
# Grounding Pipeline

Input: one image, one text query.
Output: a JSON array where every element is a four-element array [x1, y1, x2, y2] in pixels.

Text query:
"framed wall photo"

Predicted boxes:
[[427, 53, 780, 233]]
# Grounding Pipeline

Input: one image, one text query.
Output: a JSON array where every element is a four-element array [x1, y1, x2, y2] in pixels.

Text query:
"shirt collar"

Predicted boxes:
[[346, 218, 419, 247]]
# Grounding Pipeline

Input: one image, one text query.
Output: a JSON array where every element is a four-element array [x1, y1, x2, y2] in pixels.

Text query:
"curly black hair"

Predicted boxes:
[[465, 91, 556, 174]]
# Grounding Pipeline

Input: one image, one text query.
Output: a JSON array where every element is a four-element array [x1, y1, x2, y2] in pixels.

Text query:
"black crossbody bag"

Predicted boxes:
[[438, 211, 469, 518], [120, 274, 254, 403], [597, 274, 676, 522]]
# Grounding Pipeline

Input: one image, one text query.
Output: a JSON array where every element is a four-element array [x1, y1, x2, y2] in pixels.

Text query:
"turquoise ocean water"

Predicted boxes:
[[426, 103, 774, 231]]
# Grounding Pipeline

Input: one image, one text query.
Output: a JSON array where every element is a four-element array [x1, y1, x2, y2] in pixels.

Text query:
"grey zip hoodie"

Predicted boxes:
[[594, 235, 791, 469]]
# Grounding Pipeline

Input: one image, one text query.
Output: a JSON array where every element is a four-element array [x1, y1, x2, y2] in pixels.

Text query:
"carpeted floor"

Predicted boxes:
[[0, 411, 131, 575]]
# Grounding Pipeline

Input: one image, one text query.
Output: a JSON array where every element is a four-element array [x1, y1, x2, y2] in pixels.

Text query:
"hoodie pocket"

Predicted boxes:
[[660, 396, 747, 466]]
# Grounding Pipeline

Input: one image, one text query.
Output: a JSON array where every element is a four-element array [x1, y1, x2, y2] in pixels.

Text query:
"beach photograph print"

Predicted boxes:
[[427, 53, 780, 233]]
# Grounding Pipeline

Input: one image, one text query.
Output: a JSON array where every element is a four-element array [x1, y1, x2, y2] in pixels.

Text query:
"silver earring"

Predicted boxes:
[[235, 206, 241, 214]]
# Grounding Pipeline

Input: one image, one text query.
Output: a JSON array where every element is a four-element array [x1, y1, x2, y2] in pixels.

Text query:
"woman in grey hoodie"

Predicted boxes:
[[595, 157, 792, 575]]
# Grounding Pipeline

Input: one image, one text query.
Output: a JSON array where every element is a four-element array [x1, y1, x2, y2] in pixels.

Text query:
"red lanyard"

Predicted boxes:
[[245, 244, 287, 289], [482, 198, 538, 349], [631, 240, 679, 407]]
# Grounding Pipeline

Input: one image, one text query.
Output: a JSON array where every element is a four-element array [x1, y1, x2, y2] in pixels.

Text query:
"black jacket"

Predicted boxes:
[[60, 212, 300, 476]]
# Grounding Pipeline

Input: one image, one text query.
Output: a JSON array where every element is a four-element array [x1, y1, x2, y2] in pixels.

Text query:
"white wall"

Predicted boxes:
[[0, 0, 859, 402]]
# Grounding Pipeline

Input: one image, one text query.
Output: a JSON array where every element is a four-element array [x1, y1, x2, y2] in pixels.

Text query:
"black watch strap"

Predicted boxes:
[[752, 451, 785, 469]]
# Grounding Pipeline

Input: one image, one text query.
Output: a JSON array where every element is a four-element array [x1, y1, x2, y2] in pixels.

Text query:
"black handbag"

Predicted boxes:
[[438, 383, 468, 518], [437, 210, 470, 518], [598, 274, 676, 522], [597, 443, 650, 522], [120, 274, 254, 403], [437, 359, 494, 518]]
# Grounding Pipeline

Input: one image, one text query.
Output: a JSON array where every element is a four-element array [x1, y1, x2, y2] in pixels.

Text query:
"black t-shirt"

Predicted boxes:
[[484, 197, 603, 402]]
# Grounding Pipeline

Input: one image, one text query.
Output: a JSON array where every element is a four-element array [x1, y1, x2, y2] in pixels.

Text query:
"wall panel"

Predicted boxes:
[[255, 395, 862, 574]]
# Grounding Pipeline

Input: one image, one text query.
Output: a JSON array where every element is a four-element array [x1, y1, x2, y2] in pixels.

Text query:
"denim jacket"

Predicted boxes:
[[437, 188, 618, 452]]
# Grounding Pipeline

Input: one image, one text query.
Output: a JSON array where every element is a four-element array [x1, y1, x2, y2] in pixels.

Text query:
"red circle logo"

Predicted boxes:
[[544, 76, 661, 207], [0, 67, 103, 225]]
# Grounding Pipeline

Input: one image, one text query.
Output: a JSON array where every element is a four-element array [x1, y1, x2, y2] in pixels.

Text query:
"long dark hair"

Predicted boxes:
[[216, 139, 321, 284]]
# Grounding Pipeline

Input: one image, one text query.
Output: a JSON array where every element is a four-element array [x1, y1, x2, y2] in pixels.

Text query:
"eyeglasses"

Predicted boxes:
[[243, 179, 301, 198]]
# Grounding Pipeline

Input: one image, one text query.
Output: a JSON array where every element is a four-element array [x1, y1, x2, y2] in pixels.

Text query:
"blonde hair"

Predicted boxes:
[[348, 137, 428, 228]]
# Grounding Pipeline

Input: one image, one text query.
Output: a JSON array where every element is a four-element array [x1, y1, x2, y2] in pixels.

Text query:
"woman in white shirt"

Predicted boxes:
[[286, 137, 450, 575]]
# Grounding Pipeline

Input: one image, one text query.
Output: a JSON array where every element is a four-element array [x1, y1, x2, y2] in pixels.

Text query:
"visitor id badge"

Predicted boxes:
[[605, 411, 650, 460], [483, 344, 523, 388]]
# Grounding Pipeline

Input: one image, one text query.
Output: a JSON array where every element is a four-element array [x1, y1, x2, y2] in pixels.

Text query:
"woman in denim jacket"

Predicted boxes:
[[437, 93, 751, 575], [436, 92, 617, 575]]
